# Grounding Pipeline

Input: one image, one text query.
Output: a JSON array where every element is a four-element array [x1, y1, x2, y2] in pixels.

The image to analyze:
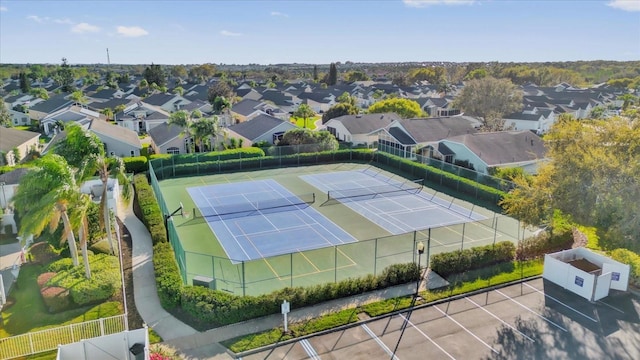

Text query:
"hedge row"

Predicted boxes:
[[151, 149, 375, 180], [431, 241, 516, 278], [609, 249, 640, 287], [133, 174, 167, 244], [123, 156, 148, 174], [149, 147, 266, 164], [153, 242, 183, 308], [373, 152, 506, 208], [179, 262, 418, 326]]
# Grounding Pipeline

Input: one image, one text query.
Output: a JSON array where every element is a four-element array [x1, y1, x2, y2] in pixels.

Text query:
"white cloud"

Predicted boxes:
[[26, 15, 45, 23], [220, 30, 242, 36], [116, 25, 149, 37], [270, 11, 289, 17], [54, 18, 74, 25], [0, 6, 8, 12], [607, 0, 640, 12], [403, 0, 475, 7], [72, 22, 100, 33]]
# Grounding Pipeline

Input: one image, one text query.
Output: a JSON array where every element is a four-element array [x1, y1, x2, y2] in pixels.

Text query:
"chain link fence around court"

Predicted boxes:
[[149, 158, 533, 296]]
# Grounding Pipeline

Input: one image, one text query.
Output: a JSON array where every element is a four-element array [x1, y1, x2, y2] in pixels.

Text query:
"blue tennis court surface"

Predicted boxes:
[[187, 179, 356, 263], [301, 169, 486, 234]]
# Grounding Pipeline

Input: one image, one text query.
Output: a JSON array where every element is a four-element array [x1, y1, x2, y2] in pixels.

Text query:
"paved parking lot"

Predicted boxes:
[[239, 278, 640, 359]]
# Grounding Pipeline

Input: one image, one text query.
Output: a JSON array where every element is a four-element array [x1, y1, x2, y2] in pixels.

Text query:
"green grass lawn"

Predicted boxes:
[[0, 263, 123, 338], [290, 115, 320, 130]]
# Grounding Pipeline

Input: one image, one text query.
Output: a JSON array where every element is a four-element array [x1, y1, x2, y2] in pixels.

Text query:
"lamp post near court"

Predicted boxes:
[[416, 241, 425, 296]]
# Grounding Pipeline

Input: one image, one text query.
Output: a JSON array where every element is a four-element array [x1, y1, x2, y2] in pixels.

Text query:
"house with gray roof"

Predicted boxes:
[[28, 93, 72, 121], [437, 131, 547, 174], [225, 114, 297, 146], [148, 122, 187, 155], [40, 105, 103, 135], [0, 128, 41, 165], [322, 113, 402, 146], [141, 93, 190, 112], [503, 107, 556, 134], [377, 116, 478, 158]]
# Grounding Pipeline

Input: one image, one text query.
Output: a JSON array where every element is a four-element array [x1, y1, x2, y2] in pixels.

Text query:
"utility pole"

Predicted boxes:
[[106, 48, 111, 66]]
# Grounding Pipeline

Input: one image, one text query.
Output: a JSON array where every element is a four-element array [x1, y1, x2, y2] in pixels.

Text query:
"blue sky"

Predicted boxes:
[[0, 0, 638, 65]]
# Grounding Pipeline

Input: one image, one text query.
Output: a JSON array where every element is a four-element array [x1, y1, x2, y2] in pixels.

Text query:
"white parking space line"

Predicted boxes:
[[495, 289, 568, 332], [597, 300, 626, 314], [361, 324, 399, 360], [433, 306, 499, 354], [398, 314, 456, 360], [300, 339, 321, 360], [464, 297, 535, 343], [523, 282, 598, 322]]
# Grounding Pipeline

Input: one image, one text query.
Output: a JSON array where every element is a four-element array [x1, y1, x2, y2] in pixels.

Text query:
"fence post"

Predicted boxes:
[[373, 238, 378, 276], [334, 246, 338, 283], [100, 317, 105, 336], [460, 223, 466, 251], [29, 332, 35, 354], [290, 253, 293, 288], [241, 261, 246, 297], [426, 228, 431, 269]]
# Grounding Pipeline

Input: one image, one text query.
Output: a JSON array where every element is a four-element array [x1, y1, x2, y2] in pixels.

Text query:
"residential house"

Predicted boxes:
[[87, 88, 126, 103], [0, 167, 31, 210], [322, 113, 402, 146], [148, 122, 188, 155], [40, 106, 102, 135], [142, 93, 191, 113], [4, 108, 32, 127], [377, 116, 479, 159], [297, 91, 335, 113], [28, 93, 72, 121], [503, 107, 556, 134], [437, 131, 547, 174], [259, 89, 297, 114], [115, 102, 171, 133], [44, 118, 142, 158], [0, 128, 41, 165], [225, 114, 297, 146], [230, 99, 288, 124]]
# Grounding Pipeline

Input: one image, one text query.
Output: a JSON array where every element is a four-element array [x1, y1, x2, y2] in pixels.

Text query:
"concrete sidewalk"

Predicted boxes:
[[120, 198, 419, 359]]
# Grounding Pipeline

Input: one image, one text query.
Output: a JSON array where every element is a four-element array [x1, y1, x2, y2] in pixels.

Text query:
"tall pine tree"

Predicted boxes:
[[19, 72, 31, 93], [327, 63, 338, 86], [143, 64, 166, 88], [58, 58, 75, 93]]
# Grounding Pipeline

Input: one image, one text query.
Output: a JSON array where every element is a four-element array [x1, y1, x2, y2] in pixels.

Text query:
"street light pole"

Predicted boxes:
[[416, 241, 425, 297]]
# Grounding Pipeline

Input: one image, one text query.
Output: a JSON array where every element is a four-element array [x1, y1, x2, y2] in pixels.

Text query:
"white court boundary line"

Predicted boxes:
[[597, 300, 625, 314], [523, 283, 598, 323], [433, 306, 499, 354], [398, 314, 456, 360], [361, 324, 399, 360], [464, 297, 535, 343], [495, 289, 568, 332]]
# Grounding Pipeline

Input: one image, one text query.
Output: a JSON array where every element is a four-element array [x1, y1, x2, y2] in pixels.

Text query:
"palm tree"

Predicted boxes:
[[168, 110, 193, 152], [70, 192, 93, 278], [13, 154, 81, 267], [190, 116, 219, 152], [80, 154, 131, 256], [293, 104, 316, 129]]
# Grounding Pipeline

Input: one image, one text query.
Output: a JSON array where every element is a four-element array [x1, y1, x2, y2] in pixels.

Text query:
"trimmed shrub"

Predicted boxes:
[[179, 263, 418, 327], [47, 254, 121, 306], [28, 241, 58, 264], [133, 174, 167, 244], [154, 242, 183, 308], [609, 249, 640, 287], [430, 241, 516, 278], [123, 156, 148, 174], [41, 286, 72, 313], [37, 272, 56, 287]]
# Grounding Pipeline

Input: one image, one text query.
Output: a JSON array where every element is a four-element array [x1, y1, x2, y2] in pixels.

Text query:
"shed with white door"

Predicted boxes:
[[543, 247, 630, 302]]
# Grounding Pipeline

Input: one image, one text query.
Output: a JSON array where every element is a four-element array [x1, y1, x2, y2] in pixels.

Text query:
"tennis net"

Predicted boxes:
[[193, 193, 316, 219], [327, 179, 424, 201]]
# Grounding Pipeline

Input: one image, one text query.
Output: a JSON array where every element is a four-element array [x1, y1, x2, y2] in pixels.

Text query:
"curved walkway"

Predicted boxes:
[[119, 198, 419, 359]]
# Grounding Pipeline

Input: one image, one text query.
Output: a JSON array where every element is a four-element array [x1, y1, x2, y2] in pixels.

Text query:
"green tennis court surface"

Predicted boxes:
[[157, 163, 532, 296]]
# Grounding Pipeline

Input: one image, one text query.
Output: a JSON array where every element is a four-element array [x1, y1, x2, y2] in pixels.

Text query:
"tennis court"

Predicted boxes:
[[187, 179, 356, 263], [301, 168, 486, 234]]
